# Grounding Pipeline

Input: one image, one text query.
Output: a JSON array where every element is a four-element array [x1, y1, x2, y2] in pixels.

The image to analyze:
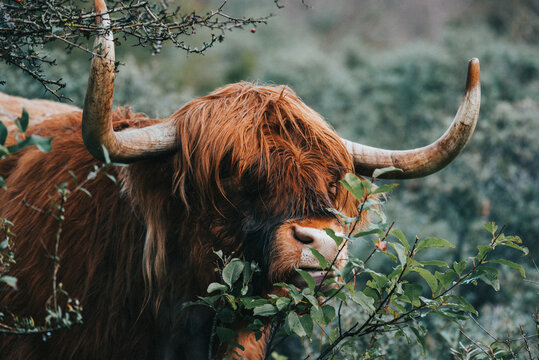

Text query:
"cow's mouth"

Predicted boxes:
[[289, 269, 336, 291]]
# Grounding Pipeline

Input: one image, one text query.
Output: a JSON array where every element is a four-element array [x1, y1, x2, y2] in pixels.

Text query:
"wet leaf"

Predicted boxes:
[[488, 259, 526, 278], [416, 237, 455, 252], [14, 108, 29, 133], [372, 166, 403, 179], [253, 304, 278, 317], [222, 259, 244, 287], [207, 282, 228, 293]]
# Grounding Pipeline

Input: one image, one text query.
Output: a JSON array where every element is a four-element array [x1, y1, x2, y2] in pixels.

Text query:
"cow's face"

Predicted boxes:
[[207, 129, 360, 291]]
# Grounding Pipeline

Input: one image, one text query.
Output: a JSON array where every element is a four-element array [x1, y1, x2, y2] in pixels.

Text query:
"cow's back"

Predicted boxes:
[[0, 92, 80, 131]]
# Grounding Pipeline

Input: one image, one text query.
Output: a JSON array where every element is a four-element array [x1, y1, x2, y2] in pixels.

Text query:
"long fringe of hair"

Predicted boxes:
[[128, 82, 358, 290]]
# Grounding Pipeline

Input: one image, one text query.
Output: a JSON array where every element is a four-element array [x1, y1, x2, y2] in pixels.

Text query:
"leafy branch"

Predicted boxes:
[[189, 167, 531, 359], [0, 111, 122, 337]]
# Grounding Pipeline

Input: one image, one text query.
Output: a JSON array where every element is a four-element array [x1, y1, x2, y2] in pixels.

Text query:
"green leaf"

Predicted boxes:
[[412, 268, 438, 295], [311, 305, 325, 326], [299, 314, 313, 337], [326, 208, 360, 225], [0, 275, 17, 289], [286, 285, 302, 304], [270, 353, 288, 360], [322, 305, 336, 324], [416, 237, 455, 252], [340, 173, 366, 200], [68, 170, 79, 185], [476, 245, 492, 260], [419, 296, 440, 307], [104, 172, 117, 184], [432, 308, 468, 322], [0, 121, 7, 145], [409, 327, 427, 355], [14, 108, 29, 133], [275, 297, 291, 311], [207, 282, 228, 293], [500, 242, 529, 255], [213, 250, 224, 261], [488, 259, 526, 278], [354, 228, 385, 238], [351, 290, 376, 312], [372, 183, 398, 195], [325, 228, 344, 246], [403, 283, 422, 307], [242, 262, 254, 289], [222, 259, 244, 287], [308, 247, 328, 269], [216, 326, 237, 343], [241, 298, 269, 309], [463, 266, 500, 291], [296, 269, 316, 291], [0, 144, 9, 156], [101, 145, 111, 164], [338, 261, 355, 282], [363, 287, 380, 302], [477, 266, 500, 291], [286, 311, 306, 337], [0, 176, 5, 190], [223, 295, 236, 311], [323, 287, 347, 302], [497, 234, 522, 244], [390, 228, 409, 252], [8, 134, 53, 153], [391, 242, 407, 267], [303, 293, 319, 307], [360, 179, 373, 194], [453, 260, 466, 276], [363, 269, 388, 292], [253, 304, 278, 317], [484, 222, 498, 235], [435, 270, 457, 289], [422, 260, 448, 268], [372, 166, 403, 179], [78, 187, 92, 197], [0, 239, 9, 250], [449, 295, 478, 316]]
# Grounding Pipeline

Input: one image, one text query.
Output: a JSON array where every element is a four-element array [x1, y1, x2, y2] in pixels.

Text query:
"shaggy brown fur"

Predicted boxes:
[[0, 83, 360, 359]]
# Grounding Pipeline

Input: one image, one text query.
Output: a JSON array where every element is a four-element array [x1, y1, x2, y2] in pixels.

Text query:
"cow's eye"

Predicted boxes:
[[328, 182, 338, 198]]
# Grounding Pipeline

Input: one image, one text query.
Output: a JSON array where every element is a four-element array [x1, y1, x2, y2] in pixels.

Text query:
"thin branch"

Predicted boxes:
[[468, 314, 498, 342], [458, 327, 493, 358]]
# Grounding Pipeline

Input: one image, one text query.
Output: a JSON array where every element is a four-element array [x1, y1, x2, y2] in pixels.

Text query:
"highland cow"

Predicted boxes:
[[0, 0, 480, 358]]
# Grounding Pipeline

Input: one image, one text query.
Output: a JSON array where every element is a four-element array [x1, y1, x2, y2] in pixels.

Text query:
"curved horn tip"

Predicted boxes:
[[95, 0, 107, 14], [466, 57, 480, 92]]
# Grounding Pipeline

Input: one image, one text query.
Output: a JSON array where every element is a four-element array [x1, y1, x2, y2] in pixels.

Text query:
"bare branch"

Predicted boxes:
[[0, 0, 282, 98]]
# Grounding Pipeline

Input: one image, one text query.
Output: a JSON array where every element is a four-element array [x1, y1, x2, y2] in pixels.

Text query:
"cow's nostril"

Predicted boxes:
[[292, 225, 314, 244]]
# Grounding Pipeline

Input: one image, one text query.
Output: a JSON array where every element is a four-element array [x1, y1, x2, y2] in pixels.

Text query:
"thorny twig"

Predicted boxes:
[[0, 163, 113, 334], [0, 0, 281, 99]]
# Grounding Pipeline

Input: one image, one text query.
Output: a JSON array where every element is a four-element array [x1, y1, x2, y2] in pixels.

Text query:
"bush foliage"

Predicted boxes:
[[189, 170, 533, 359]]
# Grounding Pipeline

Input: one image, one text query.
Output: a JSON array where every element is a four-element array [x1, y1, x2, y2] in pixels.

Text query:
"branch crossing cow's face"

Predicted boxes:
[[270, 216, 347, 288]]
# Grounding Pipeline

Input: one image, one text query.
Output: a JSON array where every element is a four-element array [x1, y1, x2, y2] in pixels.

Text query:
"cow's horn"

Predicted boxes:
[[342, 58, 481, 179], [82, 0, 177, 163]]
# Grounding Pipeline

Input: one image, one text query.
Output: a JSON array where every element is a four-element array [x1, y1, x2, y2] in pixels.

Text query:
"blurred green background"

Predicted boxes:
[[1, 0, 537, 358]]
